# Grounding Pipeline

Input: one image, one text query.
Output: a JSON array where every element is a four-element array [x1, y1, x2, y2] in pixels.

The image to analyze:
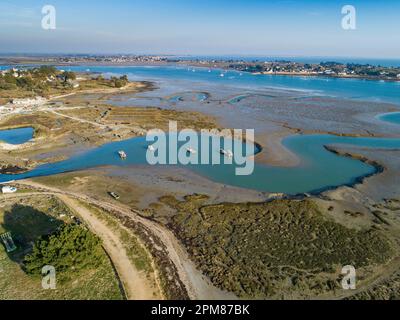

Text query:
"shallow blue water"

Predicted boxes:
[[1, 134, 400, 195], [65, 65, 400, 105], [0, 127, 34, 145], [378, 112, 400, 125], [190, 135, 400, 194]]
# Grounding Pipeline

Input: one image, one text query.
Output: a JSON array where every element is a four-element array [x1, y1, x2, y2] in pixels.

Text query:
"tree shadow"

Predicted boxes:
[[1, 204, 64, 264]]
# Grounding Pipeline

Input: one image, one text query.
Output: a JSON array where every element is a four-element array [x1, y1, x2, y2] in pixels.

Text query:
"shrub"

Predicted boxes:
[[24, 224, 103, 276]]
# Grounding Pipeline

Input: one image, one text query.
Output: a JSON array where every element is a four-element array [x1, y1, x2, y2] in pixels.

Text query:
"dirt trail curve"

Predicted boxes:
[[57, 194, 158, 300], [49, 110, 108, 129], [14, 180, 235, 300], [1, 190, 159, 300]]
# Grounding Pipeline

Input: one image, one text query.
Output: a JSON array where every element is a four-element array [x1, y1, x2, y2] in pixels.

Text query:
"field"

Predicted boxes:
[[0, 194, 123, 300], [157, 194, 396, 299]]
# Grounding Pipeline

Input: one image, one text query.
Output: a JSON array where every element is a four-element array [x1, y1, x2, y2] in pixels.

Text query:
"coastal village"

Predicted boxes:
[[6, 55, 400, 81], [227, 60, 400, 79]]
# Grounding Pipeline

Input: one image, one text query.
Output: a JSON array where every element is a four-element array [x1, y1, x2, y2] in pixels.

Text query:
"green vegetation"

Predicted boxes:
[[0, 195, 123, 300], [75, 200, 162, 298], [0, 66, 70, 96], [347, 270, 400, 300], [158, 195, 395, 299], [0, 66, 131, 103], [110, 75, 129, 88], [24, 224, 103, 277], [77, 200, 155, 274]]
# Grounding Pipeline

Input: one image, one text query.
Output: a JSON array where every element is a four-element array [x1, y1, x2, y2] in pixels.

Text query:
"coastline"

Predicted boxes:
[[2, 57, 400, 83]]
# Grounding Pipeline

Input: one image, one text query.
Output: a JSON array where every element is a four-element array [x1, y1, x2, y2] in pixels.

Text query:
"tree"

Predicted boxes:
[[24, 224, 103, 276], [37, 66, 58, 77], [61, 71, 76, 83]]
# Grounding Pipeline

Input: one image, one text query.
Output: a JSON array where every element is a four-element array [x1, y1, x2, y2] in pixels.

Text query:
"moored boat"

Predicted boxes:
[[220, 149, 233, 158], [118, 150, 127, 159], [186, 147, 197, 154]]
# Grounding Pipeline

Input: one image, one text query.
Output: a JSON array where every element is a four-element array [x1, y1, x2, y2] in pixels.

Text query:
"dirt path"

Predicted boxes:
[[57, 194, 159, 300], [15, 180, 237, 300], [49, 110, 108, 129], [1, 190, 160, 300]]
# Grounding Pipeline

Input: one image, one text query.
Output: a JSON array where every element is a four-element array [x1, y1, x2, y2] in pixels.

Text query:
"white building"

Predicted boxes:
[[1, 186, 17, 194]]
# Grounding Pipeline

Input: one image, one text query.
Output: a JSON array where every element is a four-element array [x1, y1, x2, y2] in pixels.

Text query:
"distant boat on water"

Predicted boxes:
[[220, 149, 233, 158], [118, 150, 127, 159], [186, 147, 197, 154]]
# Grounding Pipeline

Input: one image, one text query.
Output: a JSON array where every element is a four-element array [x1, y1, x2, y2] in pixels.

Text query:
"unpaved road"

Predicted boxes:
[[57, 194, 159, 300], [49, 110, 108, 129], [14, 180, 236, 300], [2, 190, 160, 300]]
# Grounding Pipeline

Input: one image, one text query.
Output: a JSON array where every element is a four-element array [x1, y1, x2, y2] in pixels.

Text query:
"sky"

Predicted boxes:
[[0, 0, 399, 58]]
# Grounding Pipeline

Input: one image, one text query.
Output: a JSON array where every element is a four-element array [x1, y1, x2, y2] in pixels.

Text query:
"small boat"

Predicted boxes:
[[118, 150, 127, 159], [220, 149, 233, 158], [108, 191, 120, 200], [186, 147, 197, 154], [148, 145, 156, 152], [220, 73, 225, 77]]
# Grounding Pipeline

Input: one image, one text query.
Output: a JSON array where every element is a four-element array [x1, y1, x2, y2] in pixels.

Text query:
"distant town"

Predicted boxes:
[[1, 54, 400, 81]]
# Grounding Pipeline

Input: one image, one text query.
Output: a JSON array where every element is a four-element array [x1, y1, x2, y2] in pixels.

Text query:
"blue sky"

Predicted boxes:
[[0, 0, 399, 58]]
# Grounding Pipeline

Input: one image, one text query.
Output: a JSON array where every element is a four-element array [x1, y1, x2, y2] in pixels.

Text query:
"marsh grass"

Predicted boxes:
[[159, 195, 395, 299]]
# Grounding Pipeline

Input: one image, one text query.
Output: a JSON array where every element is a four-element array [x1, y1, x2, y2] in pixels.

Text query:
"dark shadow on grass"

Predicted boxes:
[[1, 204, 64, 264]]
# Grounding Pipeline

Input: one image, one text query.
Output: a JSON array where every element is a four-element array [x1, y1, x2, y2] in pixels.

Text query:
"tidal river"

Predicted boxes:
[[1, 66, 400, 194], [1, 132, 400, 195]]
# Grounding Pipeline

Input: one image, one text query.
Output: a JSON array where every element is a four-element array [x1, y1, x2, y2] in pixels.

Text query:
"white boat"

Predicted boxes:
[[220, 73, 225, 77], [118, 150, 127, 159], [220, 149, 233, 158], [148, 145, 156, 152], [186, 147, 197, 154]]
